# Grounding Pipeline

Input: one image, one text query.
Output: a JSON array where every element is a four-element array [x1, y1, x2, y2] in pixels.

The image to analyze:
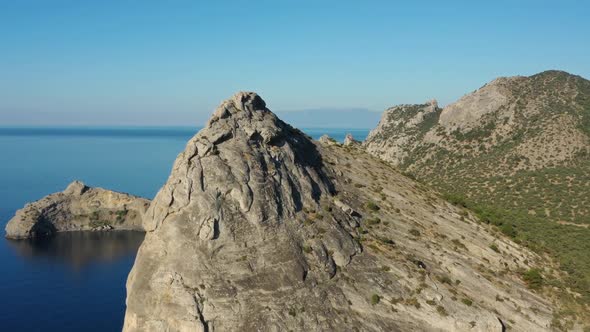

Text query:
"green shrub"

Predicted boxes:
[[89, 219, 110, 228], [451, 239, 467, 250], [403, 172, 417, 181], [405, 297, 421, 309], [371, 294, 381, 305], [366, 201, 381, 212], [443, 193, 468, 208], [409, 229, 421, 237], [90, 211, 100, 221], [377, 236, 395, 245], [461, 298, 473, 306], [366, 217, 381, 226], [438, 275, 452, 285], [489, 243, 500, 253], [523, 268, 543, 290], [115, 209, 127, 223], [436, 305, 448, 316]]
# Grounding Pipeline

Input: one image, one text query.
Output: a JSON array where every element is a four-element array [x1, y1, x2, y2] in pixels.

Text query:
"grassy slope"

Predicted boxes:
[[400, 71, 590, 327]]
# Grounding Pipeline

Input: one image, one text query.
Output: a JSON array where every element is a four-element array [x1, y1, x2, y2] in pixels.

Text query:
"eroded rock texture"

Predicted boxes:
[[124, 92, 554, 331]]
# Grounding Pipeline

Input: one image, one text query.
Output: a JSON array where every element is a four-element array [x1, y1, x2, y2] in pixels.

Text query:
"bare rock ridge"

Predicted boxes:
[[5, 181, 150, 239], [343, 133, 360, 146], [124, 92, 554, 331]]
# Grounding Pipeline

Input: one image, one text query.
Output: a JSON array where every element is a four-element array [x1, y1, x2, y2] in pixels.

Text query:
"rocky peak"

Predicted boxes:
[[343, 133, 359, 146], [318, 134, 339, 146], [64, 180, 89, 196], [438, 80, 511, 130], [363, 100, 442, 167], [207, 92, 268, 129], [142, 92, 333, 233], [125, 93, 363, 331], [427, 98, 438, 108], [367, 70, 590, 170]]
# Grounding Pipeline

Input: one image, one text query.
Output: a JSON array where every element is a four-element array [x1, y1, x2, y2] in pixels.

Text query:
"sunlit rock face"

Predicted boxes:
[[124, 92, 554, 332]]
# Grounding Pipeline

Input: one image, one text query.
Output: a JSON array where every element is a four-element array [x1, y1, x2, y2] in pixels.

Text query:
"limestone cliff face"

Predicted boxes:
[[5, 181, 150, 239], [364, 100, 440, 167], [124, 92, 555, 331]]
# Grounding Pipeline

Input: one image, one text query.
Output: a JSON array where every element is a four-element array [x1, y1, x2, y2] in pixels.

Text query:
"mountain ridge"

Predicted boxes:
[[365, 70, 590, 222], [365, 70, 590, 327], [123, 92, 557, 331]]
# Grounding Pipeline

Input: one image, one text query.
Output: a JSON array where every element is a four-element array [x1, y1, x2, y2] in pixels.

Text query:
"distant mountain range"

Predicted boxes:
[[0, 107, 382, 129], [276, 108, 382, 129]]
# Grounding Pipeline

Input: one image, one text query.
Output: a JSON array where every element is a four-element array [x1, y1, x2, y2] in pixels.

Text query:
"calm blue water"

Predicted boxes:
[[0, 126, 369, 332]]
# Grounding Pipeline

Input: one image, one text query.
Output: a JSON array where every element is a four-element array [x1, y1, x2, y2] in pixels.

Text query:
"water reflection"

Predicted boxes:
[[6, 231, 144, 270]]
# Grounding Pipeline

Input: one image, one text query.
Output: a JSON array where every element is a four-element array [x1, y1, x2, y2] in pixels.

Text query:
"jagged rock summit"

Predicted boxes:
[[141, 91, 334, 233], [343, 133, 360, 146], [5, 181, 150, 239], [125, 91, 347, 331], [124, 92, 555, 331]]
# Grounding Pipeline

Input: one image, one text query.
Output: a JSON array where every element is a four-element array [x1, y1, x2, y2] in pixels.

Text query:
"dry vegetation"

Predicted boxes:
[[365, 70, 590, 329]]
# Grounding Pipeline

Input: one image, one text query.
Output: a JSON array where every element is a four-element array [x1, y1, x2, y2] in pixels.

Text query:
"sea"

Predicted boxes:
[[0, 126, 369, 332]]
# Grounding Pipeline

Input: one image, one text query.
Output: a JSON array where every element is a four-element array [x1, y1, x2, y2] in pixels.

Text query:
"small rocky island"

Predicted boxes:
[[5, 181, 150, 239]]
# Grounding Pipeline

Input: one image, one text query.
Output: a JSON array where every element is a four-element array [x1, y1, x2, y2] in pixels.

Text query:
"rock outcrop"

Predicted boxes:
[[318, 134, 339, 146], [364, 100, 440, 167], [124, 92, 555, 331], [5, 181, 150, 239], [343, 133, 360, 146]]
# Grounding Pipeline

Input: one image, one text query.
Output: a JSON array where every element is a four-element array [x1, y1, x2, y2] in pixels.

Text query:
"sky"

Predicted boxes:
[[0, 0, 589, 127]]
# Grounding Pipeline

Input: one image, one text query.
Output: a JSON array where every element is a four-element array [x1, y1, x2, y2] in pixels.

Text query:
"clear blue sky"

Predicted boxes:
[[1, 0, 589, 126]]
